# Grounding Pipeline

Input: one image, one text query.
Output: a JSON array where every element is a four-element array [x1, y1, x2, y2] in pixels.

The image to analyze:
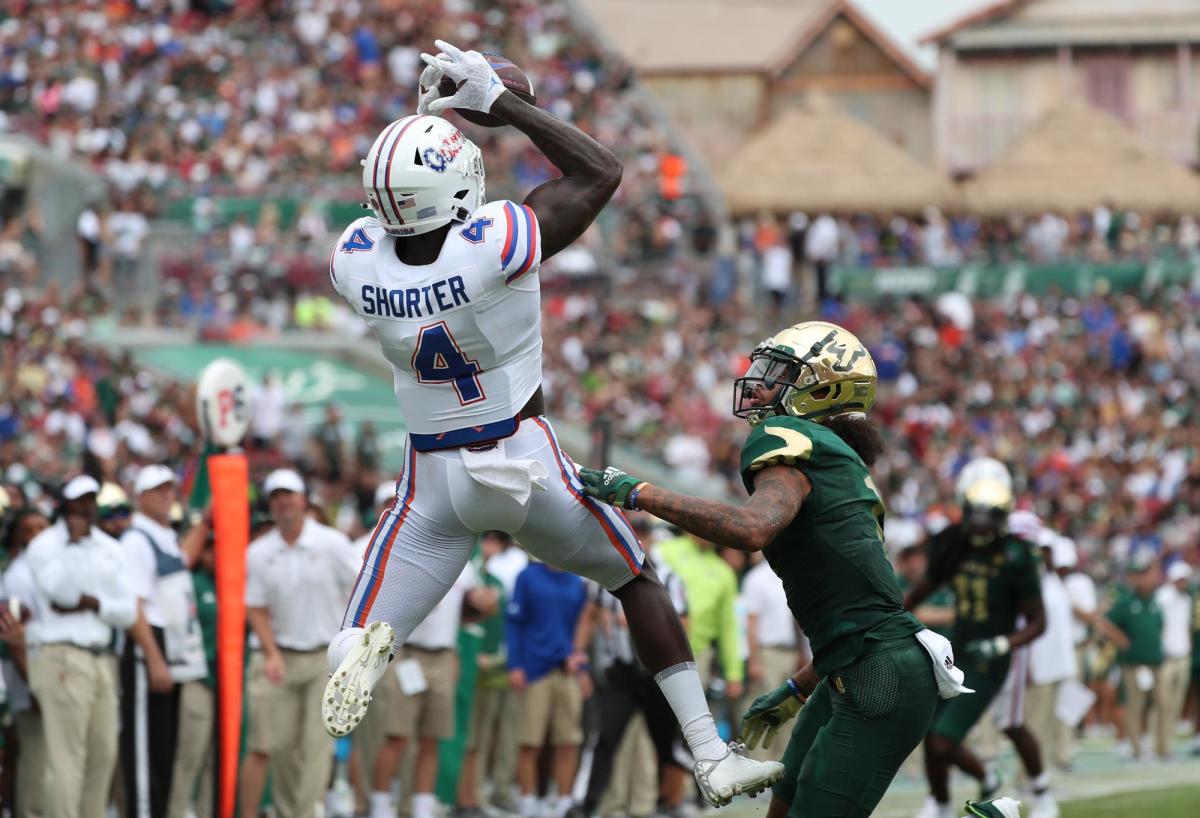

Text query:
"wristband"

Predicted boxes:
[[625, 482, 649, 511], [785, 676, 804, 699]]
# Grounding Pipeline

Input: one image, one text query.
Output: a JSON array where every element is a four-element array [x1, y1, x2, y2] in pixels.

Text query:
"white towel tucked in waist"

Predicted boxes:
[[460, 439, 548, 506], [915, 628, 974, 700]]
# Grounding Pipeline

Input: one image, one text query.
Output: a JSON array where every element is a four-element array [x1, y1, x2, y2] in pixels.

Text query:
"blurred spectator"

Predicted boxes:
[[458, 532, 518, 818], [96, 482, 133, 540], [119, 465, 209, 818], [1106, 554, 1163, 760], [739, 551, 799, 762], [506, 560, 589, 818], [571, 559, 688, 818], [368, 564, 496, 818], [1024, 535, 1077, 772], [349, 482, 397, 815], [655, 535, 743, 698], [25, 475, 136, 818], [804, 211, 839, 304], [241, 469, 359, 818], [1154, 561, 1194, 759], [1, 507, 51, 818], [167, 535, 219, 818]]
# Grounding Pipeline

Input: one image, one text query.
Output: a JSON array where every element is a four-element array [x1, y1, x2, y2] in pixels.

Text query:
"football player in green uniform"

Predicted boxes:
[[580, 321, 975, 818], [903, 471, 1056, 818]]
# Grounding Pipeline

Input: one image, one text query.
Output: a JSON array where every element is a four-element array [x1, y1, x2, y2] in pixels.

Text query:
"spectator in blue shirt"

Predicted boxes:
[[506, 561, 590, 818]]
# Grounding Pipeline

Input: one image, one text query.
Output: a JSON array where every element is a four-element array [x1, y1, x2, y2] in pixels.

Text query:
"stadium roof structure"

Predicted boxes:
[[717, 98, 953, 214], [961, 102, 1200, 213], [923, 0, 1200, 50], [580, 0, 927, 84]]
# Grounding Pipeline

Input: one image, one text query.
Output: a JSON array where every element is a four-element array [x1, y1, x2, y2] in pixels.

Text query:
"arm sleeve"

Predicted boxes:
[[494, 201, 542, 286], [505, 571, 529, 672], [718, 573, 744, 683], [1107, 594, 1128, 631]]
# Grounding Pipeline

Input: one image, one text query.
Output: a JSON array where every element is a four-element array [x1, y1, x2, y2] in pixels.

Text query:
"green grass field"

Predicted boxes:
[[1060, 786, 1199, 818]]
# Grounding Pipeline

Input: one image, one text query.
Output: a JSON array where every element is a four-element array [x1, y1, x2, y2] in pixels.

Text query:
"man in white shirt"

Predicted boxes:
[[1153, 561, 1193, 759], [803, 212, 839, 303], [240, 469, 361, 818], [1024, 537, 1077, 774], [119, 465, 210, 818], [740, 552, 800, 762], [369, 563, 496, 818], [24, 475, 137, 818]]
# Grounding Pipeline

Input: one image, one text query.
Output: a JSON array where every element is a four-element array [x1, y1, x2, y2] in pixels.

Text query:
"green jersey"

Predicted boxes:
[[1107, 585, 1164, 666], [739, 415, 921, 675], [924, 525, 1042, 645], [193, 568, 218, 688]]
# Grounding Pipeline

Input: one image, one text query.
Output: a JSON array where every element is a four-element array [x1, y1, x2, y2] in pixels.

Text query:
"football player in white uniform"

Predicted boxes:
[[322, 40, 783, 807]]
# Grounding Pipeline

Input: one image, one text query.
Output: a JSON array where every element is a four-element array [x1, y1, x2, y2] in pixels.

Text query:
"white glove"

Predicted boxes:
[[419, 39, 506, 115], [416, 53, 446, 115]]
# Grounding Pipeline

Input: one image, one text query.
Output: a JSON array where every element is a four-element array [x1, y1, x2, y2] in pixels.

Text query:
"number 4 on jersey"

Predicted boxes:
[[412, 322, 485, 405], [341, 228, 375, 253]]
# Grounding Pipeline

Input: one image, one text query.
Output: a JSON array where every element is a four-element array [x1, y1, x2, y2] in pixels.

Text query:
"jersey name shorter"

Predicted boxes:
[[360, 276, 470, 319]]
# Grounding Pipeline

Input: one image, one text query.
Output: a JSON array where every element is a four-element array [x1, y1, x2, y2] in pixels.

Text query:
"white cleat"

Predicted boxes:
[[1029, 792, 1059, 818], [322, 621, 394, 737], [692, 743, 783, 807]]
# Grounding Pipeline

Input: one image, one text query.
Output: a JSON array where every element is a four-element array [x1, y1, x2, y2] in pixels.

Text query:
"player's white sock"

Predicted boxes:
[[370, 790, 392, 818], [327, 626, 366, 673], [518, 793, 538, 818], [411, 792, 437, 818], [654, 662, 729, 762], [1031, 771, 1050, 794], [554, 795, 573, 818]]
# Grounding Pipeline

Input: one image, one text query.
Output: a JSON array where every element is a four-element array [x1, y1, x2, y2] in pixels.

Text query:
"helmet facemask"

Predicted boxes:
[[960, 478, 1014, 546], [733, 347, 811, 425]]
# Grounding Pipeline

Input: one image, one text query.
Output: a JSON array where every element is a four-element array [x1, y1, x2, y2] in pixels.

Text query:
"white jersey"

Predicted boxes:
[[331, 199, 543, 450]]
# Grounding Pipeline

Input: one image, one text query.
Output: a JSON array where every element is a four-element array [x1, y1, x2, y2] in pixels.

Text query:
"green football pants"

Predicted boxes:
[[772, 636, 938, 818]]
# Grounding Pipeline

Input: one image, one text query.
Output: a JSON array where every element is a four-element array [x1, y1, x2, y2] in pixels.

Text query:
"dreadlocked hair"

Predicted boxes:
[[824, 413, 884, 467]]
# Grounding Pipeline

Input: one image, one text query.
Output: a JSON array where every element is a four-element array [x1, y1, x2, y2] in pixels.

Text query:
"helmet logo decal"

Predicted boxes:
[[423, 148, 449, 173], [828, 342, 866, 373]]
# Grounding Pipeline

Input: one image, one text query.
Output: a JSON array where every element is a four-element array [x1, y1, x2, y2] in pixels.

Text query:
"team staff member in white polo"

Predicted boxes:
[[739, 551, 802, 761], [1154, 561, 1194, 759], [368, 561, 496, 818], [120, 465, 211, 818], [25, 475, 137, 818], [240, 469, 360, 818]]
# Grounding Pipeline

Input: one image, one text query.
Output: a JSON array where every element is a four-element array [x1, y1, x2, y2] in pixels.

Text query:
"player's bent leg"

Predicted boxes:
[[324, 455, 476, 737], [515, 420, 782, 805], [789, 638, 937, 818]]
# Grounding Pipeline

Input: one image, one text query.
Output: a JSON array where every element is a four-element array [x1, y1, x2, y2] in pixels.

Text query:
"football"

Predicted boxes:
[[435, 52, 536, 128]]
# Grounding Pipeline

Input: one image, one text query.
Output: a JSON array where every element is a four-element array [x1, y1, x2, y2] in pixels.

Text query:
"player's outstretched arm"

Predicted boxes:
[[579, 465, 809, 553], [419, 40, 621, 260], [489, 92, 623, 261]]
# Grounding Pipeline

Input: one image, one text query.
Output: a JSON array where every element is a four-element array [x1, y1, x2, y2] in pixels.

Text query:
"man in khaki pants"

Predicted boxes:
[[1153, 562, 1193, 759], [24, 476, 137, 818], [241, 469, 360, 818]]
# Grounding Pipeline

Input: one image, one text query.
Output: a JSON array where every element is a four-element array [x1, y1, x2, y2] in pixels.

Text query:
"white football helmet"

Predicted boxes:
[[955, 457, 1012, 502], [361, 114, 485, 237]]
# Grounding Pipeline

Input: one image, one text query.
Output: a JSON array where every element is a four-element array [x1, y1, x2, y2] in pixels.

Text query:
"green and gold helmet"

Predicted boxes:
[[960, 476, 1015, 546], [733, 321, 877, 425]]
